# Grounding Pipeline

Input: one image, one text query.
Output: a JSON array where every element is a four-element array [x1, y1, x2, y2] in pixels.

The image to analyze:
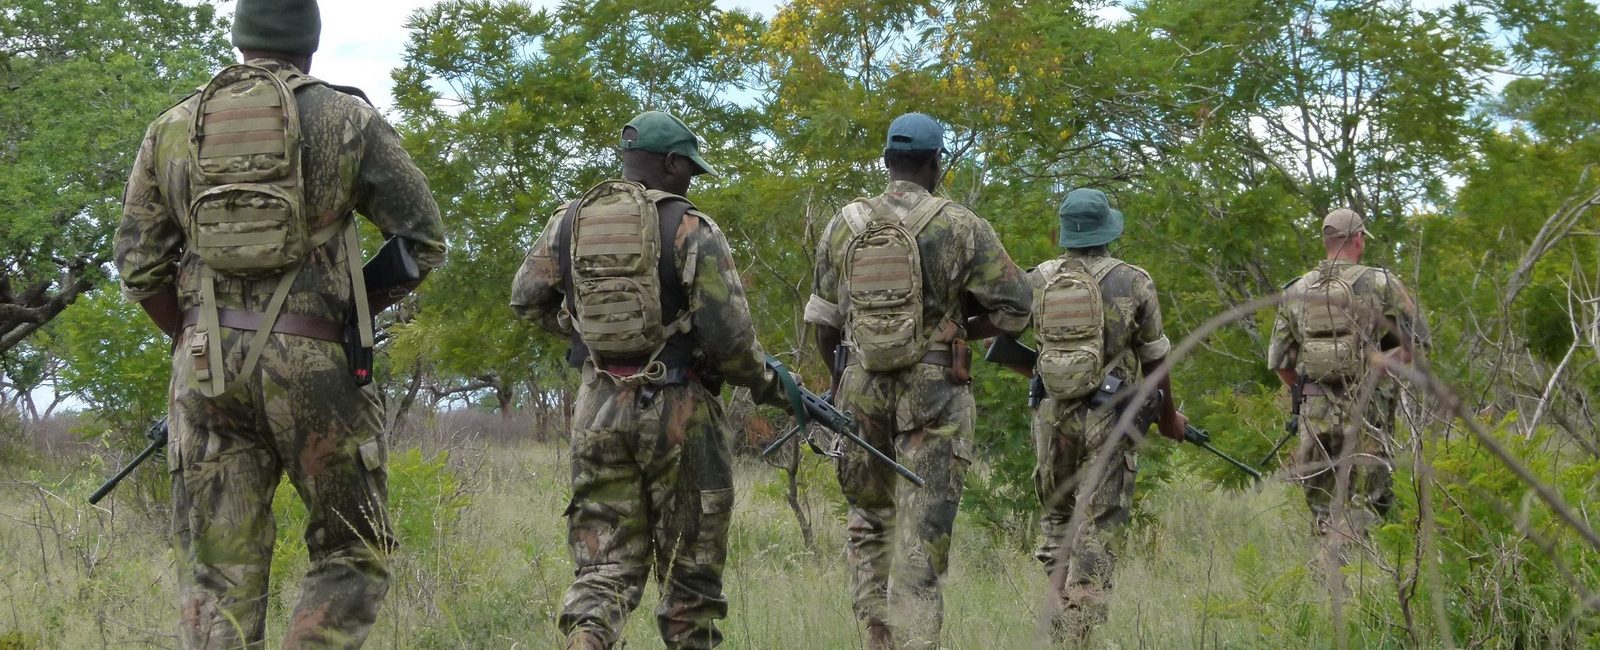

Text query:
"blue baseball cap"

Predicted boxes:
[[885, 113, 946, 153]]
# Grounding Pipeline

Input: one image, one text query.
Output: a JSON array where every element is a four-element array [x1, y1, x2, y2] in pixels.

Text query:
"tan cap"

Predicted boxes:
[[1322, 208, 1369, 238]]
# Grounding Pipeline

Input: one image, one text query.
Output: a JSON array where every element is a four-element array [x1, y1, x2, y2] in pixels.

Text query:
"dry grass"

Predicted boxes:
[[0, 415, 1390, 649]]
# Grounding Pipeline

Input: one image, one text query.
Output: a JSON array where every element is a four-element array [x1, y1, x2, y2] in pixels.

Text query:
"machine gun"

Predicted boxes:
[[88, 418, 169, 505], [763, 357, 926, 486]]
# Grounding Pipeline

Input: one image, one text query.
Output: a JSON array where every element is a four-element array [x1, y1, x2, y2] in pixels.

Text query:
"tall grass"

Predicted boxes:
[[0, 411, 1578, 648]]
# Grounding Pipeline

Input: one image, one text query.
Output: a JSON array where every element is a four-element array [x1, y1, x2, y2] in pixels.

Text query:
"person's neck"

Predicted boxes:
[[888, 172, 933, 193], [1325, 251, 1361, 264]]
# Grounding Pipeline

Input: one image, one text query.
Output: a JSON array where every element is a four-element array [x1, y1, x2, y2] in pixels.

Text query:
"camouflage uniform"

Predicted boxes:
[[1267, 260, 1429, 542], [115, 60, 446, 648], [807, 181, 1031, 648], [1026, 251, 1170, 641], [511, 197, 784, 649]]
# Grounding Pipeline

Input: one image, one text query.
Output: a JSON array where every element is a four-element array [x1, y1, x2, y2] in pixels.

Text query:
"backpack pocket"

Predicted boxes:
[[574, 277, 664, 357], [188, 183, 306, 278], [1299, 333, 1365, 384], [1037, 347, 1102, 399]]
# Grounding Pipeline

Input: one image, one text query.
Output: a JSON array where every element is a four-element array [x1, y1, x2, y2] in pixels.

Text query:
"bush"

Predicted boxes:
[[1374, 416, 1600, 646]]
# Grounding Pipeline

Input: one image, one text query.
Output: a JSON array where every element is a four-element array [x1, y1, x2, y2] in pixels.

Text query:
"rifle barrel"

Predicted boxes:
[[88, 438, 164, 505]]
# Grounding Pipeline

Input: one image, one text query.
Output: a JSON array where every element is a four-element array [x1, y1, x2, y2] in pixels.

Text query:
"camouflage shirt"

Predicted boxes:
[[806, 180, 1032, 340], [1266, 260, 1431, 371], [509, 192, 777, 393], [1027, 251, 1171, 375], [115, 59, 447, 321]]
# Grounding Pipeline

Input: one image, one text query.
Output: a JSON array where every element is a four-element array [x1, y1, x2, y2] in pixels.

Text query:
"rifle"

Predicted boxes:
[[1182, 423, 1265, 482], [88, 418, 169, 505], [1258, 379, 1304, 468], [764, 357, 926, 486], [1131, 389, 1262, 482]]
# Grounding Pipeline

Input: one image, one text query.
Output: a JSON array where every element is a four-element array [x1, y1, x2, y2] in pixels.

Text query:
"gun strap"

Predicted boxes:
[[766, 356, 809, 429]]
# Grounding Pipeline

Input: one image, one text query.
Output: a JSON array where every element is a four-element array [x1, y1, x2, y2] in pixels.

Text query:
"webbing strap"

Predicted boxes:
[[202, 91, 281, 113], [199, 231, 285, 247], [841, 201, 872, 235], [345, 219, 373, 349], [201, 137, 286, 158], [584, 300, 642, 316], [196, 207, 286, 224], [204, 117, 283, 135], [235, 264, 302, 393], [901, 195, 949, 235], [198, 271, 225, 397]]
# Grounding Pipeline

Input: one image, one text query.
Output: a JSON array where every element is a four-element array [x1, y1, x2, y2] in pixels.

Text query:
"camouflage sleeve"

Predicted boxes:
[[803, 216, 843, 329], [352, 107, 446, 272], [1266, 279, 1299, 370], [963, 215, 1032, 334], [682, 213, 779, 396], [509, 209, 568, 335], [114, 124, 183, 302], [1130, 270, 1172, 363]]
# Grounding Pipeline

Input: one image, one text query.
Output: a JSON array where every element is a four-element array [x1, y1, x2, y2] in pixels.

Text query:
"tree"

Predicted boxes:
[[0, 0, 229, 357], [389, 0, 769, 408]]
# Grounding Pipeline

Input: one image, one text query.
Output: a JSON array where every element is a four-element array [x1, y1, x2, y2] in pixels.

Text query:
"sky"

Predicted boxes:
[[302, 0, 784, 112]]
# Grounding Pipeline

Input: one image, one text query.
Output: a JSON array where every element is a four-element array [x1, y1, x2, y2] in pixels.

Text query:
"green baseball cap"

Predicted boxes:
[[1057, 188, 1124, 248], [621, 111, 717, 176]]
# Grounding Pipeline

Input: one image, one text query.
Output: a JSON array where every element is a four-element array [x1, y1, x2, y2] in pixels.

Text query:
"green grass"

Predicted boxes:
[[0, 441, 1413, 648]]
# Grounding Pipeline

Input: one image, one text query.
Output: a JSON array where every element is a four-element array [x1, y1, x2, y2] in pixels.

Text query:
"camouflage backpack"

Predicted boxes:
[[1034, 256, 1123, 400], [184, 63, 371, 397], [1291, 263, 1371, 385], [840, 194, 949, 372], [558, 180, 692, 377]]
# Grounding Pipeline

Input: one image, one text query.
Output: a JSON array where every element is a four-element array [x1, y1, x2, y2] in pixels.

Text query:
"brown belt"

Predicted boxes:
[[181, 307, 345, 342], [1300, 381, 1342, 397]]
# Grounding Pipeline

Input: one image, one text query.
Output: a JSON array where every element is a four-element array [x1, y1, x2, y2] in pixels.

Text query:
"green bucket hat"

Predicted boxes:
[[1057, 188, 1124, 248], [232, 0, 322, 55], [621, 111, 717, 176]]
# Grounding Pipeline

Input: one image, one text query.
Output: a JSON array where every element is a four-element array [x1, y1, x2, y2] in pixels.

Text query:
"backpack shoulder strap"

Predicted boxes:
[[902, 195, 950, 235], [841, 199, 873, 235], [555, 199, 582, 322], [1087, 256, 1126, 282], [651, 194, 693, 327]]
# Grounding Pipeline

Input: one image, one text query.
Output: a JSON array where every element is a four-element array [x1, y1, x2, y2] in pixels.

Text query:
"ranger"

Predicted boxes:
[[1268, 209, 1429, 562], [1022, 188, 1187, 643], [805, 113, 1032, 649], [511, 111, 794, 650], [113, 0, 447, 646]]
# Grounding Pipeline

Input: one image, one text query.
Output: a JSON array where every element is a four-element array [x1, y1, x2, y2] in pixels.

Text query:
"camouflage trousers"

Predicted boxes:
[[168, 328, 393, 649], [559, 367, 735, 649], [834, 364, 973, 650], [1293, 385, 1397, 546], [1031, 399, 1137, 644]]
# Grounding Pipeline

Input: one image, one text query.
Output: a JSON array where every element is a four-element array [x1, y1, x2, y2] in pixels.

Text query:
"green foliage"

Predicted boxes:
[[47, 290, 169, 431], [1374, 417, 1600, 645], [0, 0, 229, 352]]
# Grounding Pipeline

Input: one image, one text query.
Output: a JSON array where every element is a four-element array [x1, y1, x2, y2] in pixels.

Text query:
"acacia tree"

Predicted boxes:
[[0, 0, 229, 358]]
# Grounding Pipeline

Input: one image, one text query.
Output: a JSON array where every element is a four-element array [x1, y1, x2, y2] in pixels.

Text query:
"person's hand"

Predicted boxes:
[[1159, 410, 1189, 443]]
